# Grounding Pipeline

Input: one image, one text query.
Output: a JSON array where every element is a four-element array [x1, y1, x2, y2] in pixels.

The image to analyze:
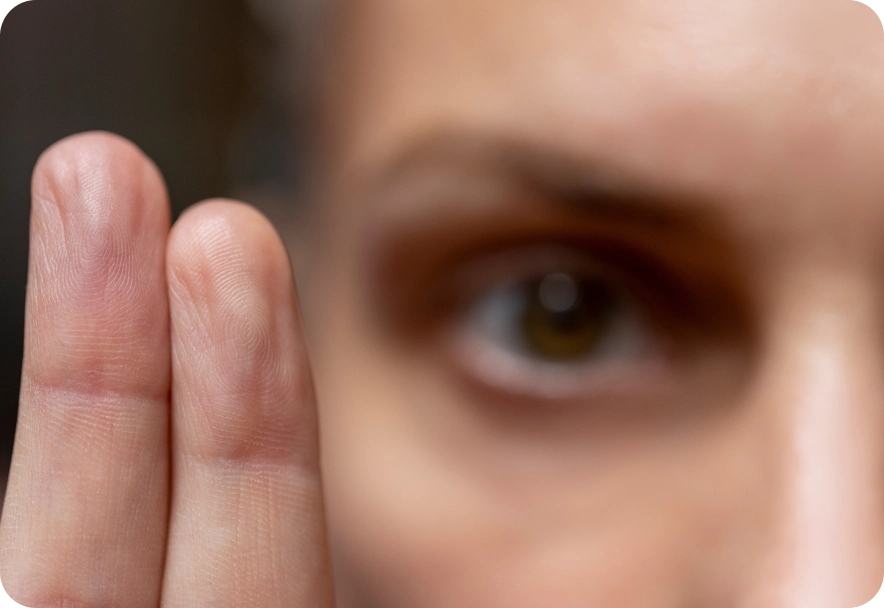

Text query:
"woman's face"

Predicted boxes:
[[303, 0, 884, 606]]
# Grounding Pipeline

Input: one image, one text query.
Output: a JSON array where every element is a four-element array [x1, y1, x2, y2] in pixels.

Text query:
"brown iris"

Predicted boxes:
[[522, 273, 621, 361]]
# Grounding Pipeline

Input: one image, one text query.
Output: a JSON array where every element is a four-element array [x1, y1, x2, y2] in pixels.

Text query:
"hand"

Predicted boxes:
[[0, 132, 335, 607]]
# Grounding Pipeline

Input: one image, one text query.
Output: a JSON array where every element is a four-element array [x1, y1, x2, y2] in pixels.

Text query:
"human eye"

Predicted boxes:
[[436, 243, 747, 405]]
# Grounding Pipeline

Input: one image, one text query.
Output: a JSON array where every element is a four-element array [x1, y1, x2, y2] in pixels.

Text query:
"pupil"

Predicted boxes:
[[522, 273, 616, 361], [538, 273, 580, 313]]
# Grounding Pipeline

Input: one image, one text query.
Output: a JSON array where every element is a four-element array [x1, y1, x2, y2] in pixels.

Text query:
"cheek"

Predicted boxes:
[[314, 318, 772, 608]]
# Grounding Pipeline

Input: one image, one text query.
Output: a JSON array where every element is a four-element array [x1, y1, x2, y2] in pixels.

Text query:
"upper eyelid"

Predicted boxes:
[[435, 242, 694, 315], [373, 239, 690, 333]]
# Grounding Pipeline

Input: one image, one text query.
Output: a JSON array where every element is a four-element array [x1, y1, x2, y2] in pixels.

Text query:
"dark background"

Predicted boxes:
[[0, 0, 302, 495]]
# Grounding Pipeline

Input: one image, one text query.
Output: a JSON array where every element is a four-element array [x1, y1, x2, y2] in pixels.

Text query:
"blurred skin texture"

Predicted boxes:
[[313, 0, 884, 606], [4, 0, 884, 607]]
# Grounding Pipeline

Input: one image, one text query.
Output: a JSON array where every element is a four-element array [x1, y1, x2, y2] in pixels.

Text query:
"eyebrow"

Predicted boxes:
[[362, 131, 723, 237]]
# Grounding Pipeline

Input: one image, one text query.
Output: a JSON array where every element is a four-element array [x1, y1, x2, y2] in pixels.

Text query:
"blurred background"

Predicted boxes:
[[0, 0, 308, 497]]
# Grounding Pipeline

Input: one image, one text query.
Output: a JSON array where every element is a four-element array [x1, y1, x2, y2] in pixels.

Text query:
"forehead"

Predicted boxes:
[[326, 0, 884, 243]]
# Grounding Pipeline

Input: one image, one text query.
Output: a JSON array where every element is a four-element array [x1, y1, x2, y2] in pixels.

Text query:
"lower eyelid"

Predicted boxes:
[[444, 325, 676, 402]]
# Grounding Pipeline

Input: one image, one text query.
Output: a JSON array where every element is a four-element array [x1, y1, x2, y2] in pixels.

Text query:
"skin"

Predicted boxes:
[[3, 0, 884, 606]]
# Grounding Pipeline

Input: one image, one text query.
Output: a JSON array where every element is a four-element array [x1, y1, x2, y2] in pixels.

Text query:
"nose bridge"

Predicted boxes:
[[744, 271, 884, 608]]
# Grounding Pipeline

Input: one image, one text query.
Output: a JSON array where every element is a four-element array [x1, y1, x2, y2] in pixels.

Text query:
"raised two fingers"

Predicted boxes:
[[0, 133, 333, 607]]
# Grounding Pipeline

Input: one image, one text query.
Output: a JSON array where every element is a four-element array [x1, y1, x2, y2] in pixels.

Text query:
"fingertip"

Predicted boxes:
[[31, 131, 169, 233], [168, 199, 292, 302], [24, 131, 173, 399], [171, 199, 284, 250], [167, 199, 313, 467]]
